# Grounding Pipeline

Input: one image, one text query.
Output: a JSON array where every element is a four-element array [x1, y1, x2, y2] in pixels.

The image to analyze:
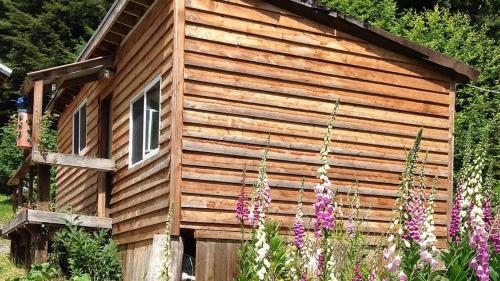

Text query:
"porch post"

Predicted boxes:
[[31, 79, 43, 151], [28, 167, 34, 206], [17, 182, 23, 208], [12, 185, 18, 212], [37, 165, 51, 211], [33, 226, 49, 263]]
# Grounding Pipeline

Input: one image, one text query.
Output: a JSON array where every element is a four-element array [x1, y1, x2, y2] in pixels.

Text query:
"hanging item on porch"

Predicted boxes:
[[16, 97, 32, 149]]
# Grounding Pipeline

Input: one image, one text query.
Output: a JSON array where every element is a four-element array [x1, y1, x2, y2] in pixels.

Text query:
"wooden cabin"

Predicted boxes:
[[3, 0, 478, 280]]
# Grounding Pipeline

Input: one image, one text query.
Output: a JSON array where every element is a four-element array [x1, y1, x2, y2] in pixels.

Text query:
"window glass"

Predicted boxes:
[[79, 103, 87, 152], [73, 111, 80, 154], [72, 102, 87, 154], [130, 78, 161, 166], [145, 83, 160, 152], [131, 96, 144, 164]]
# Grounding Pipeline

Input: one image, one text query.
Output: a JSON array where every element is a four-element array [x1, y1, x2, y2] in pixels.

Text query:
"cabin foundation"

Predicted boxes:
[[1, 209, 112, 268]]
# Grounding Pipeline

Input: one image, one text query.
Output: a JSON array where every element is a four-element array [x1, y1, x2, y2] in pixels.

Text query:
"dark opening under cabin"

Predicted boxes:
[[2, 0, 478, 280]]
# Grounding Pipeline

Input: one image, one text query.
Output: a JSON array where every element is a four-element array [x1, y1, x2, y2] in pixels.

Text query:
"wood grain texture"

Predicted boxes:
[[55, 0, 174, 249], [446, 83, 456, 235], [195, 239, 240, 281], [50, 0, 463, 277], [180, 0, 456, 242], [32, 80, 44, 150], [170, 0, 186, 236]]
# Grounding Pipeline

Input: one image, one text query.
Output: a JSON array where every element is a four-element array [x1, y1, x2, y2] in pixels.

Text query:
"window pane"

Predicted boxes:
[[73, 112, 79, 154], [79, 104, 87, 152], [131, 96, 144, 164], [145, 82, 160, 152]]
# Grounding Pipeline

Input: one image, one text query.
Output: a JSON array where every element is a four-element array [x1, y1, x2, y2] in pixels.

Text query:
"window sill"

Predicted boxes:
[[127, 148, 160, 171]]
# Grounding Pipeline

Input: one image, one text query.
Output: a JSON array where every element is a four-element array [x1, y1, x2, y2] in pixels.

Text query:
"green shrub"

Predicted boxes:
[[51, 221, 122, 281], [7, 262, 60, 281]]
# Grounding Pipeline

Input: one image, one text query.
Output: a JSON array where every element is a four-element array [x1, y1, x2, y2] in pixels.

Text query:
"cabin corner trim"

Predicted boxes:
[[170, 0, 186, 236]]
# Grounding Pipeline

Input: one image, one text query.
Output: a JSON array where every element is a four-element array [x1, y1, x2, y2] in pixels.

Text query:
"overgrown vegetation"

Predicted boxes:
[[320, 0, 499, 198], [0, 194, 26, 279], [51, 222, 122, 281], [233, 104, 499, 280], [0, 111, 58, 201], [0, 116, 23, 193], [8, 221, 122, 281]]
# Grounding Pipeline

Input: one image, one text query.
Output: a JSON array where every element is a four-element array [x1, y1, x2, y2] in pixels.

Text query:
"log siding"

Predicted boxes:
[[179, 0, 454, 242], [49, 0, 471, 279], [56, 0, 174, 278]]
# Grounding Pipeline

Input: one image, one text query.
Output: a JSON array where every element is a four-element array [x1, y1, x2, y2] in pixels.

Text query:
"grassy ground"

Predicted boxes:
[[0, 194, 26, 279]]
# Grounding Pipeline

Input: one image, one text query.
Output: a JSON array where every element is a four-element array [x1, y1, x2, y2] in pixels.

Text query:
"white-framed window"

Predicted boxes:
[[72, 101, 87, 155], [129, 76, 161, 167]]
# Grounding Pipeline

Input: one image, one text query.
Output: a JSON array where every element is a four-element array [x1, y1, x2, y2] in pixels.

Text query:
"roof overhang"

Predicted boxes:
[[36, 0, 478, 113], [263, 0, 479, 82], [0, 63, 12, 85], [19, 56, 114, 113], [44, 0, 155, 112], [22, 56, 115, 94], [77, 0, 155, 60]]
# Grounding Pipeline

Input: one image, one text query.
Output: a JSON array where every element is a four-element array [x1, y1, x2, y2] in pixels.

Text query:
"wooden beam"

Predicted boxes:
[[33, 226, 48, 263], [47, 67, 113, 112], [31, 150, 116, 172], [170, 0, 186, 236], [2, 208, 28, 235], [2, 209, 112, 236], [97, 172, 107, 217], [79, 1, 131, 60], [27, 210, 113, 229], [171, 236, 184, 281], [146, 234, 167, 281], [12, 185, 18, 212], [24, 57, 114, 95], [27, 56, 114, 81], [28, 168, 34, 206], [446, 83, 456, 236], [37, 164, 50, 211], [53, 65, 103, 89], [17, 182, 23, 208], [195, 230, 252, 241], [32, 80, 43, 150]]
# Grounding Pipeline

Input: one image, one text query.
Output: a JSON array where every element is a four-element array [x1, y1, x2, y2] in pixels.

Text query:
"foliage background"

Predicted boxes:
[[0, 0, 113, 192]]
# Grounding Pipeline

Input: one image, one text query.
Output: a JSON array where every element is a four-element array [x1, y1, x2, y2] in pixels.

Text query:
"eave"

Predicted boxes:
[[263, 0, 479, 82], [0, 63, 12, 86]]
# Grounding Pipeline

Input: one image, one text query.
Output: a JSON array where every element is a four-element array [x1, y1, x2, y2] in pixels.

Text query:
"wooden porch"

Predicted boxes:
[[8, 55, 116, 214], [1, 208, 112, 268], [3, 56, 117, 268]]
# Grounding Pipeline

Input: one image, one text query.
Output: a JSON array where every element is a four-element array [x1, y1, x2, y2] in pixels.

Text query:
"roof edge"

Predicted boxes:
[[75, 0, 479, 83], [0, 63, 12, 78], [76, 0, 124, 61], [264, 0, 479, 82]]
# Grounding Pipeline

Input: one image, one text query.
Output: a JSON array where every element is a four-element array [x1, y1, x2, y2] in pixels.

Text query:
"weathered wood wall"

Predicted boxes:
[[196, 238, 240, 281], [56, 82, 105, 214], [56, 0, 174, 278], [180, 0, 454, 244], [54, 0, 461, 278]]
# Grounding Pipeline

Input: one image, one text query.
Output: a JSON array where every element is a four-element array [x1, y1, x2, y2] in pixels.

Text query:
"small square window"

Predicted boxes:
[[73, 101, 87, 155], [129, 77, 161, 166]]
